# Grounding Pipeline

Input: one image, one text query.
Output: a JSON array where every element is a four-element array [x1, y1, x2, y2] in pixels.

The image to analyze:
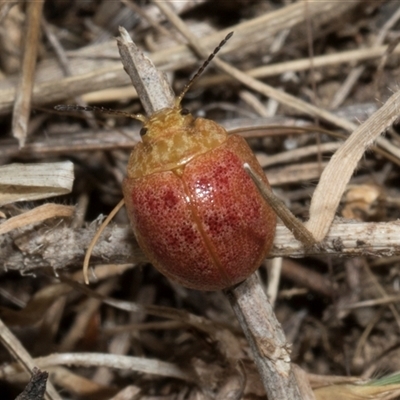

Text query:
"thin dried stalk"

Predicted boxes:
[[267, 161, 330, 186], [0, 317, 62, 400], [199, 44, 400, 88], [12, 0, 44, 147], [0, 353, 194, 382], [306, 88, 400, 241], [0, 129, 137, 158], [41, 19, 98, 130], [258, 142, 341, 168], [0, 204, 74, 235]]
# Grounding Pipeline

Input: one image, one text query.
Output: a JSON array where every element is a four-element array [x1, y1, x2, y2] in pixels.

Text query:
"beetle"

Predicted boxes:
[[57, 33, 276, 291], [122, 107, 276, 291], [121, 35, 276, 291]]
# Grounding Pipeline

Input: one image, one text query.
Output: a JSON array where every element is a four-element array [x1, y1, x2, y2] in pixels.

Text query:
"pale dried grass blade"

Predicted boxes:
[[1, 353, 194, 382], [306, 88, 400, 242], [0, 161, 74, 206], [12, 0, 44, 148], [0, 204, 74, 235], [200, 44, 400, 88]]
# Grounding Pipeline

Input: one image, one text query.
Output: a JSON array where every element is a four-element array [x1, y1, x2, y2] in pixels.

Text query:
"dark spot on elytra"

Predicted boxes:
[[163, 190, 179, 208]]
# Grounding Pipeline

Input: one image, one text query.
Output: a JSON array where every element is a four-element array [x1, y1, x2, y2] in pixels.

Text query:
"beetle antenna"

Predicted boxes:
[[54, 104, 147, 123], [177, 32, 233, 104]]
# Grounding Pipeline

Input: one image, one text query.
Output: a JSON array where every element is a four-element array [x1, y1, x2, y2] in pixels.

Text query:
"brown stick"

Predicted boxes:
[[4, 220, 400, 274], [224, 274, 303, 399]]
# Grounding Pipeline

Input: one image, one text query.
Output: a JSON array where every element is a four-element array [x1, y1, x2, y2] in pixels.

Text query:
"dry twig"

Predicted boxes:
[[2, 220, 400, 273]]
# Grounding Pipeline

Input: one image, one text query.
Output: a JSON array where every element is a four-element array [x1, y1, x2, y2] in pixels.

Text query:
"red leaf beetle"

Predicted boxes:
[[58, 33, 277, 291], [121, 35, 276, 291]]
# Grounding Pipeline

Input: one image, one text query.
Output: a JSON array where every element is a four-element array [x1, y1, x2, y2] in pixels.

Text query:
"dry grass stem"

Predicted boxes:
[[0, 353, 194, 383], [200, 44, 400, 89], [306, 88, 400, 241], [0, 204, 74, 235], [258, 142, 341, 168], [11, 0, 44, 147], [266, 257, 283, 306], [267, 161, 330, 186], [0, 318, 61, 400]]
